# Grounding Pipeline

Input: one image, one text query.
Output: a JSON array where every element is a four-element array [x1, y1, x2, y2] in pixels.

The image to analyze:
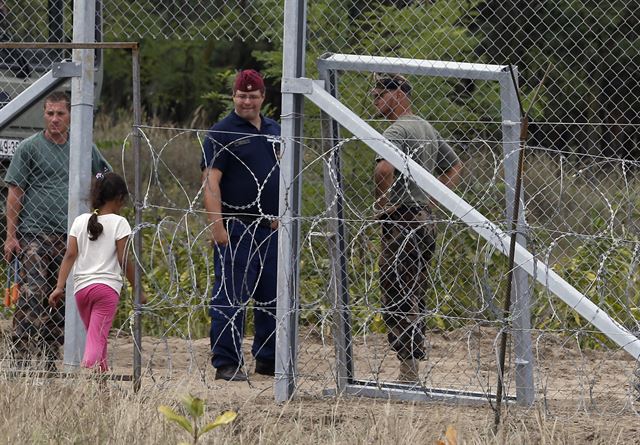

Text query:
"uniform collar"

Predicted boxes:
[[230, 111, 273, 131]]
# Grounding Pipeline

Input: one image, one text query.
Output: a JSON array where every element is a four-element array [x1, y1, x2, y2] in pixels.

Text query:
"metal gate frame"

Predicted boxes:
[[276, 0, 640, 406], [315, 53, 533, 405]]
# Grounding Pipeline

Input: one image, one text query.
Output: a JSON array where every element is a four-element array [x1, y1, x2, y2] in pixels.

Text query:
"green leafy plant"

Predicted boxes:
[[158, 394, 237, 445], [544, 234, 640, 348]]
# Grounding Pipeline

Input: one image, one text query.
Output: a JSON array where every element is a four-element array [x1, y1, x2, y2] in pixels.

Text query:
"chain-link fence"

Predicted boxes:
[[1, 0, 640, 422], [99, 116, 640, 413]]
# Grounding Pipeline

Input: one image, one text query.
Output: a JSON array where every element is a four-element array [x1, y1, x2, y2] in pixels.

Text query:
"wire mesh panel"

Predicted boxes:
[[287, 0, 640, 415], [0, 0, 639, 425], [289, 88, 640, 414], [102, 0, 283, 41], [0, 0, 72, 109], [101, 123, 282, 389]]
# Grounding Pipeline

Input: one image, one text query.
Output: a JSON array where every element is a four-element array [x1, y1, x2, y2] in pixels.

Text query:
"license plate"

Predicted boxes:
[[0, 138, 20, 158]]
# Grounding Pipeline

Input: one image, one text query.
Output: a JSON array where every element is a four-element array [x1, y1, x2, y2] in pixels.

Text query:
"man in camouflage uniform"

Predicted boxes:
[[372, 74, 462, 383], [3, 92, 111, 370]]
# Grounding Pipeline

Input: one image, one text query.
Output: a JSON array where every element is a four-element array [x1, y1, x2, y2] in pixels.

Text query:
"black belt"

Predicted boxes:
[[228, 216, 274, 230]]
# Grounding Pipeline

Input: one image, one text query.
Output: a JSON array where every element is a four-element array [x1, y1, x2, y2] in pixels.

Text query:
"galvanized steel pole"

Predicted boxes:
[[275, 0, 307, 402], [131, 45, 143, 392], [64, 0, 97, 370], [498, 68, 535, 408]]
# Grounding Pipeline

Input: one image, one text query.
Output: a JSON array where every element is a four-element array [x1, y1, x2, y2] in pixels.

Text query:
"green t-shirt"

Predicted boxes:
[[4, 131, 112, 234], [379, 114, 460, 207]]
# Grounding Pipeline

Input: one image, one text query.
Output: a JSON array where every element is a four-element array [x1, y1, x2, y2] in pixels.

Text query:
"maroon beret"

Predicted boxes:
[[233, 69, 265, 93]]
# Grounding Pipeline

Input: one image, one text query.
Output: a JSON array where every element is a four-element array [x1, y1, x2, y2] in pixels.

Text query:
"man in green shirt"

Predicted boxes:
[[3, 91, 111, 370], [372, 74, 462, 384]]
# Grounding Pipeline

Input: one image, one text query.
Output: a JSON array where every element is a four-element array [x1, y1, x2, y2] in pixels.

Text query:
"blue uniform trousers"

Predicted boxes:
[[209, 219, 277, 369]]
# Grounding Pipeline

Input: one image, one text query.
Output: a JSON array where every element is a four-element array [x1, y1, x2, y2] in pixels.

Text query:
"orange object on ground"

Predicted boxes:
[[4, 258, 19, 307], [4, 285, 19, 307], [9, 284, 19, 304]]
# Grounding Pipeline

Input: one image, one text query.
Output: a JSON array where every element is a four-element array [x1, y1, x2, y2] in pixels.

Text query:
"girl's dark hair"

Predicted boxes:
[[88, 172, 129, 241]]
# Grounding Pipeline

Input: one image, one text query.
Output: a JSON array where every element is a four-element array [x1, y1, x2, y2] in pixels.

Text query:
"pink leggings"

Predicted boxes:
[[75, 283, 119, 372]]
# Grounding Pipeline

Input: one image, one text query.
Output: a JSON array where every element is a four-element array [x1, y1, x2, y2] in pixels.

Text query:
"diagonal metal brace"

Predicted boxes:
[[0, 70, 66, 131], [281, 77, 320, 94]]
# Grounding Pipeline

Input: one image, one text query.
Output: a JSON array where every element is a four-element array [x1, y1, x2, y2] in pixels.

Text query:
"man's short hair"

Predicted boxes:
[[44, 91, 71, 111], [373, 73, 412, 94]]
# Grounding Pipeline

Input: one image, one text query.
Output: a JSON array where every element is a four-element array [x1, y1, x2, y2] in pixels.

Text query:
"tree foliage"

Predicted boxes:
[[101, 0, 279, 124], [467, 0, 640, 159], [101, 38, 276, 124]]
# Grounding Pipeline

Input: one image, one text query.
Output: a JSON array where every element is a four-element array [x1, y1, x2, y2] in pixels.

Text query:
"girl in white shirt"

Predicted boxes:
[[49, 172, 144, 371]]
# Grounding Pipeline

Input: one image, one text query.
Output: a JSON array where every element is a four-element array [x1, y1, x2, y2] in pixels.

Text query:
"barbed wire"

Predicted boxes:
[[34, 126, 625, 414], [1, 0, 640, 419]]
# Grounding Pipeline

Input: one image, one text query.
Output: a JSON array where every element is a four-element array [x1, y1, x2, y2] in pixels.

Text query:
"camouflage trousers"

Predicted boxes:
[[12, 232, 66, 368], [379, 206, 436, 361]]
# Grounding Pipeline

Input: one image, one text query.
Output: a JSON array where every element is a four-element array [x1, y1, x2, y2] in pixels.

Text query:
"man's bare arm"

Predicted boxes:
[[4, 185, 23, 261], [437, 160, 463, 190], [374, 160, 395, 211]]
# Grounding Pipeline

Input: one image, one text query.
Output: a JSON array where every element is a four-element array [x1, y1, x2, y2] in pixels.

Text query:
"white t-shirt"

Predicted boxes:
[[69, 212, 132, 294]]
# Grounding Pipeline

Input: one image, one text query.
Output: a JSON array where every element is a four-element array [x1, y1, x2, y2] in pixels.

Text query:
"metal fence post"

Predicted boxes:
[[318, 63, 353, 393], [131, 44, 143, 392], [499, 70, 535, 406], [64, 0, 96, 370], [275, 0, 307, 403]]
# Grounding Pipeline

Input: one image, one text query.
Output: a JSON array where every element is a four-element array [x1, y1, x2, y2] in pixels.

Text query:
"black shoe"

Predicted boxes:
[[254, 359, 275, 376], [215, 365, 248, 382]]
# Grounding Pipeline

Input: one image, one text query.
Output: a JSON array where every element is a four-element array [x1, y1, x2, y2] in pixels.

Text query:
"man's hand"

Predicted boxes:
[[211, 222, 229, 246], [4, 236, 20, 262], [374, 159, 395, 213], [437, 160, 463, 190], [373, 204, 398, 220]]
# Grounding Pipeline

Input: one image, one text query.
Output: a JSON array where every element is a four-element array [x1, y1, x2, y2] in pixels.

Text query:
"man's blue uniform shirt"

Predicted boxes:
[[201, 111, 281, 219]]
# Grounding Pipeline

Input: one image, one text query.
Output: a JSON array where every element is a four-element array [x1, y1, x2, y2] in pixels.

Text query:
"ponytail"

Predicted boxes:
[[88, 209, 104, 240], [88, 171, 129, 241]]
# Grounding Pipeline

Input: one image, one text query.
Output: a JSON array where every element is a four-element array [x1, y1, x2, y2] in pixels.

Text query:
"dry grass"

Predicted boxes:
[[0, 370, 638, 445], [3, 313, 640, 444]]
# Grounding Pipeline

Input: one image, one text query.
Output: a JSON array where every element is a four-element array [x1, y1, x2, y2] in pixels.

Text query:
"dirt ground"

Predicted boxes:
[[105, 323, 640, 418], [3, 318, 640, 443]]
